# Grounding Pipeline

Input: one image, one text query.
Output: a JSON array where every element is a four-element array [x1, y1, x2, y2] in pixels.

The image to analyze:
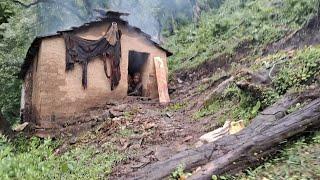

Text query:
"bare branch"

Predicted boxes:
[[12, 0, 50, 8], [12, 0, 87, 21]]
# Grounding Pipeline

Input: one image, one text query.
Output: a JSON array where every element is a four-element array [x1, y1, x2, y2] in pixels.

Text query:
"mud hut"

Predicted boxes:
[[19, 11, 172, 136]]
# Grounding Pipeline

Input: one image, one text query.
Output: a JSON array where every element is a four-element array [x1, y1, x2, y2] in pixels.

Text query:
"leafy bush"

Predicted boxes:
[[0, 60, 22, 124], [0, 5, 35, 124], [283, 0, 317, 25], [224, 85, 262, 123], [0, 2, 14, 25]]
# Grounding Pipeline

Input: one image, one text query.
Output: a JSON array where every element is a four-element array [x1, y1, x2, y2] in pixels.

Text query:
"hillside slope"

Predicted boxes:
[[166, 0, 316, 72], [1, 0, 320, 179], [161, 0, 320, 179]]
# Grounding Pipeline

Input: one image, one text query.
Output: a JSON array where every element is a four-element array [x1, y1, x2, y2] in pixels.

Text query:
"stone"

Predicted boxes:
[[69, 136, 78, 145], [166, 112, 173, 118], [109, 110, 124, 118], [177, 78, 183, 84]]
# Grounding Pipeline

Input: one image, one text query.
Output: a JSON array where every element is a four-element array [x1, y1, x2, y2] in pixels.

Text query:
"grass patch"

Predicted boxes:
[[167, 102, 187, 112], [0, 135, 123, 179], [273, 47, 320, 94], [193, 84, 274, 126], [170, 164, 192, 180], [251, 46, 320, 94], [193, 99, 223, 120], [196, 45, 320, 127], [166, 0, 317, 73], [117, 127, 135, 138], [236, 132, 320, 179]]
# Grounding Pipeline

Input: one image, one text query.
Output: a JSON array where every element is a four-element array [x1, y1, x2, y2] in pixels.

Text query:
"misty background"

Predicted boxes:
[[33, 0, 224, 42]]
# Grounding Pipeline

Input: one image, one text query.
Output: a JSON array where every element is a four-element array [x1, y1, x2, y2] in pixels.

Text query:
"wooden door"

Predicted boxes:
[[154, 57, 170, 104]]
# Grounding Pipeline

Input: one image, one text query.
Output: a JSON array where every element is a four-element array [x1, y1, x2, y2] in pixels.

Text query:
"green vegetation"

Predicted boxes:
[[190, 16, 320, 178], [1, 0, 320, 179], [0, 2, 35, 124], [209, 133, 320, 180], [171, 164, 192, 180], [194, 84, 272, 125], [117, 127, 135, 138], [167, 102, 187, 112], [166, 0, 317, 72], [0, 2, 14, 28], [237, 132, 320, 179], [273, 47, 320, 94], [0, 135, 123, 179], [195, 45, 320, 127]]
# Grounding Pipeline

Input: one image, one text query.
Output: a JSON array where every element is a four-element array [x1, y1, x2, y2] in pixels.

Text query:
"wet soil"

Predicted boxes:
[[52, 15, 320, 179]]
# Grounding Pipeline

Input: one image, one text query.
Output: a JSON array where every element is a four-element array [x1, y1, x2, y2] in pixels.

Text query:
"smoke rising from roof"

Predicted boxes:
[[36, 0, 194, 41], [107, 0, 192, 41]]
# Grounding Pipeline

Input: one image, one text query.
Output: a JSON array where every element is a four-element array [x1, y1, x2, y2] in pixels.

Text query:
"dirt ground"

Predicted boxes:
[[51, 18, 262, 178], [50, 15, 320, 179], [50, 62, 226, 179]]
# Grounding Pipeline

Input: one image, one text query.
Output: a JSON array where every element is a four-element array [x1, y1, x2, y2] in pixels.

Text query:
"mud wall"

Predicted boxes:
[[31, 22, 168, 129], [22, 60, 34, 123]]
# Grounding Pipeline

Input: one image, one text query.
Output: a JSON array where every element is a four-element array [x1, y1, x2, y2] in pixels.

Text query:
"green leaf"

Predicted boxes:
[[61, 163, 68, 173], [251, 101, 261, 115]]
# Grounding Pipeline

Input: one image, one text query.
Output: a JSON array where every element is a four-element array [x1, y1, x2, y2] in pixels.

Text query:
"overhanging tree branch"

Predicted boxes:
[[12, 0, 87, 21], [12, 0, 50, 8]]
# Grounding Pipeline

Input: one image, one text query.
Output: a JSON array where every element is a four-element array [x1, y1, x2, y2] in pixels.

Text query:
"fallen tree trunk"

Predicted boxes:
[[129, 91, 320, 180]]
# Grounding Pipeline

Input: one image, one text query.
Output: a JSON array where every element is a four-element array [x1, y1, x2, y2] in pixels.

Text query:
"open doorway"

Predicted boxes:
[[128, 51, 150, 97]]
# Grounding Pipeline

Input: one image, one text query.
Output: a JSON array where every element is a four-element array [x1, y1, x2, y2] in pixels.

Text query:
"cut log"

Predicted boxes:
[[199, 121, 230, 144], [190, 99, 320, 179], [199, 120, 245, 144], [129, 90, 320, 180]]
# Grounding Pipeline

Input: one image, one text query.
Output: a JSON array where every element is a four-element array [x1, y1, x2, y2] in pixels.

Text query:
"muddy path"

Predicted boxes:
[[108, 77, 223, 179], [56, 14, 320, 178], [54, 36, 252, 179], [52, 66, 223, 179], [107, 14, 320, 178]]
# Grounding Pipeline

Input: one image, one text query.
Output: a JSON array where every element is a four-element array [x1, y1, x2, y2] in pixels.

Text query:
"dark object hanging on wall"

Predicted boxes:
[[63, 22, 121, 90]]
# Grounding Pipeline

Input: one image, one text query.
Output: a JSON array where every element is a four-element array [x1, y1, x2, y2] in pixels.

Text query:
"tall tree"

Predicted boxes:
[[189, 0, 201, 24], [0, 1, 21, 132]]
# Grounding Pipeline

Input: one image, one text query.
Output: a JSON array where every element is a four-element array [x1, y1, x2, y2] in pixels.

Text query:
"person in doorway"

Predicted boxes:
[[128, 73, 143, 96]]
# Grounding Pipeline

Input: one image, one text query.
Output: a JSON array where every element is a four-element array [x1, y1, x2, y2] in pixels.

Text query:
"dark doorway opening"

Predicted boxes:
[[128, 51, 150, 97]]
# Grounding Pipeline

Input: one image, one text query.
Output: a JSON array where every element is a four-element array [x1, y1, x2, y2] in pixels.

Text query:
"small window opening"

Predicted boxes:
[[128, 51, 149, 97]]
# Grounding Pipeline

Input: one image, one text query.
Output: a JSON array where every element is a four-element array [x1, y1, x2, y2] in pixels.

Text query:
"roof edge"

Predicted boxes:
[[19, 13, 173, 79]]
